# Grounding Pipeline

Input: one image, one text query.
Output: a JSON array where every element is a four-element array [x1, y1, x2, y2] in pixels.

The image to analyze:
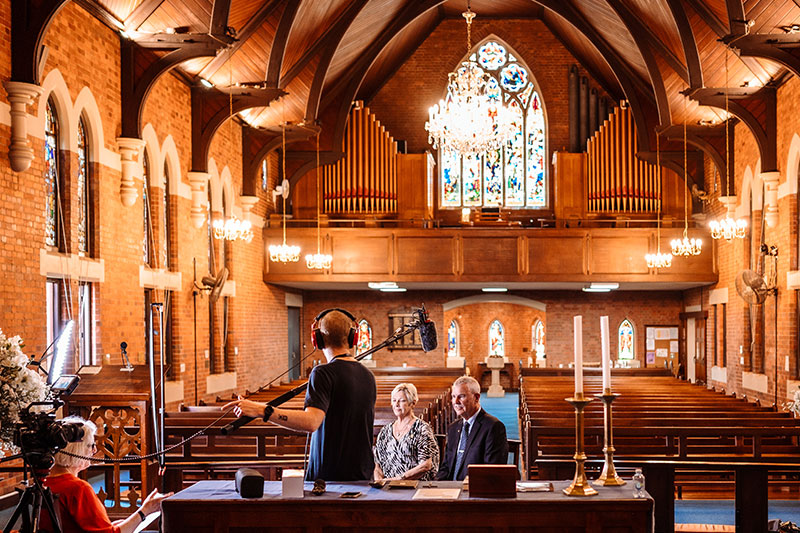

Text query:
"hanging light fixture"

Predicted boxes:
[[671, 104, 702, 257], [424, 2, 514, 155], [212, 55, 254, 244], [269, 118, 300, 263], [709, 47, 747, 241], [646, 134, 672, 269], [306, 132, 332, 270]]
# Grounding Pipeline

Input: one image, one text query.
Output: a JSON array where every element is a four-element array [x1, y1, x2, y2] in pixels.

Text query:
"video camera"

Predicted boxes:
[[13, 374, 83, 473]]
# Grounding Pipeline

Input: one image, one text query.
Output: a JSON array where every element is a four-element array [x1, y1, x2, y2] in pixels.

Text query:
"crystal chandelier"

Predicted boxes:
[[306, 132, 332, 270], [424, 4, 514, 155], [671, 108, 702, 257], [269, 119, 300, 263], [646, 134, 672, 269], [213, 215, 253, 243], [709, 47, 747, 242]]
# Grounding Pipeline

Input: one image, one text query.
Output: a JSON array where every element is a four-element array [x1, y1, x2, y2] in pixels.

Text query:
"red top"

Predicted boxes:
[[39, 473, 121, 533]]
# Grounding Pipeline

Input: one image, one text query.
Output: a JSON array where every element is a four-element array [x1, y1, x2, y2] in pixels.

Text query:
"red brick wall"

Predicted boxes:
[[303, 290, 683, 378]]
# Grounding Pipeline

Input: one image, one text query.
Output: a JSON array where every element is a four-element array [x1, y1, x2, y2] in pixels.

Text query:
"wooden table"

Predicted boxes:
[[162, 480, 653, 532]]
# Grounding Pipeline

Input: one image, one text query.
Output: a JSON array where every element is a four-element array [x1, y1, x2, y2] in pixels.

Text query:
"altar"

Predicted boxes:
[[161, 479, 653, 532]]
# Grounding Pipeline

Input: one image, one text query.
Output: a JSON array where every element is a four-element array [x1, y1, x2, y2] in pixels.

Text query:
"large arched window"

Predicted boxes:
[[440, 39, 546, 209], [447, 320, 459, 358], [77, 116, 90, 255], [489, 320, 505, 357], [532, 320, 545, 360], [162, 161, 171, 270], [143, 151, 153, 266], [618, 319, 634, 360], [44, 99, 62, 249], [356, 319, 373, 360]]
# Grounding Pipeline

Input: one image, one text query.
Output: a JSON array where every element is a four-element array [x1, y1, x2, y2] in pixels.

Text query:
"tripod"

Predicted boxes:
[[2, 461, 62, 533]]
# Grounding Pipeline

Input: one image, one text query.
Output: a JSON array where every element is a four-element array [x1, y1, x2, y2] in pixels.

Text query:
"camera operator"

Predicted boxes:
[[38, 416, 172, 533]]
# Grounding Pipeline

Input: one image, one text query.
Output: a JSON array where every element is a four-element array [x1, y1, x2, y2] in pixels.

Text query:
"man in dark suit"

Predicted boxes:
[[436, 376, 508, 481]]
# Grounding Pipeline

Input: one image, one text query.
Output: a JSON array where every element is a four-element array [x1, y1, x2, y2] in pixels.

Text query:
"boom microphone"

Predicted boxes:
[[415, 305, 438, 352]]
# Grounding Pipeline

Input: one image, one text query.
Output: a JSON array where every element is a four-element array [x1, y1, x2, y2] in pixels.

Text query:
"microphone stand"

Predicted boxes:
[[221, 322, 421, 435]]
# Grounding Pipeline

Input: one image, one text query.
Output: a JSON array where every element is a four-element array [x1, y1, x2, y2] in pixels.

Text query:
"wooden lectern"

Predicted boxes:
[[64, 365, 161, 517]]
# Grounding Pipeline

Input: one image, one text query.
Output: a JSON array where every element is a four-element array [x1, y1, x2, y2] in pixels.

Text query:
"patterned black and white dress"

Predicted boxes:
[[374, 418, 440, 480]]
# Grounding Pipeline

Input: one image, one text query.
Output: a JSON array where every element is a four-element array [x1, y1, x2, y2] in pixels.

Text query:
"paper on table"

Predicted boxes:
[[516, 481, 553, 492], [133, 511, 160, 533], [412, 488, 461, 500]]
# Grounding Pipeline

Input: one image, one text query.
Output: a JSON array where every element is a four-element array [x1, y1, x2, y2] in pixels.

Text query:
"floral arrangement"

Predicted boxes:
[[783, 387, 800, 418], [0, 329, 48, 450]]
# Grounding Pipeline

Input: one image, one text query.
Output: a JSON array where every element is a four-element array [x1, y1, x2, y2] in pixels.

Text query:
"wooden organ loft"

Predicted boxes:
[[294, 101, 433, 223], [554, 104, 685, 224], [273, 101, 711, 285]]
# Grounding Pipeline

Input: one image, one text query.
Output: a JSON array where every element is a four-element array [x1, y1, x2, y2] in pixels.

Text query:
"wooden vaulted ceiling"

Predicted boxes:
[[83, 0, 800, 184]]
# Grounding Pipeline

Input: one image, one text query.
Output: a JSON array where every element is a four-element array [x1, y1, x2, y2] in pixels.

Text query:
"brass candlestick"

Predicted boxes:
[[593, 389, 625, 486], [563, 394, 598, 496]]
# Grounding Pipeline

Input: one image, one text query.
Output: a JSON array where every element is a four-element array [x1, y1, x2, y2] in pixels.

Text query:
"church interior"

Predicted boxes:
[[3, 0, 800, 531]]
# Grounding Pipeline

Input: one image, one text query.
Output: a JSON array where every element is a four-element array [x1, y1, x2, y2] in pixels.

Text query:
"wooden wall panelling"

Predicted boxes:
[[461, 236, 519, 276], [589, 233, 651, 275], [395, 236, 456, 276], [553, 152, 586, 221], [528, 235, 585, 275], [397, 153, 433, 222], [331, 235, 392, 274]]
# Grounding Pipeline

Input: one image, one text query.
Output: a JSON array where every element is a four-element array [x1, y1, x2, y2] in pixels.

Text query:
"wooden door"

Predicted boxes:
[[694, 316, 707, 384]]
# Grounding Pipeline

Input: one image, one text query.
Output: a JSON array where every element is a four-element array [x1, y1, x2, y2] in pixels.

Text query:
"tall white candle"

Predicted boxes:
[[601, 316, 611, 391], [574, 315, 583, 396]]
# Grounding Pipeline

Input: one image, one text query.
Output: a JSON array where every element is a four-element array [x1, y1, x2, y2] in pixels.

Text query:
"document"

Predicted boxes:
[[412, 488, 461, 500]]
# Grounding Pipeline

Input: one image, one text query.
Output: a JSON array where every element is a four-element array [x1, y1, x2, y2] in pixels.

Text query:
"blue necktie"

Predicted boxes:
[[452, 421, 470, 480]]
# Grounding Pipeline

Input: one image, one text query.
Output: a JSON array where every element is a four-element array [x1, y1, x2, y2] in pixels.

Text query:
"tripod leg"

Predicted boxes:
[[38, 486, 62, 533], [3, 487, 32, 533]]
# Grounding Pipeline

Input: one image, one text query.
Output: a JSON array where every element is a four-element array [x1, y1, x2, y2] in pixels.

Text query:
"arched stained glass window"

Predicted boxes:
[[489, 320, 504, 357], [441, 39, 546, 209], [533, 320, 545, 359], [618, 319, 634, 360], [162, 161, 171, 270], [44, 99, 60, 248], [447, 320, 459, 358], [77, 117, 90, 254], [261, 158, 268, 191], [143, 151, 153, 265], [356, 319, 372, 359]]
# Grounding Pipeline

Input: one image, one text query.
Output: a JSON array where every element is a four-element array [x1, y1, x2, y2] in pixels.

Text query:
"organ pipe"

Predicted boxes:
[[322, 101, 398, 214], [586, 105, 660, 213]]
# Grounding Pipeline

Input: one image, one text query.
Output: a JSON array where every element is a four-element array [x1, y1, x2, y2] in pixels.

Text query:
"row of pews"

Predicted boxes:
[[161, 367, 462, 491], [519, 367, 800, 532]]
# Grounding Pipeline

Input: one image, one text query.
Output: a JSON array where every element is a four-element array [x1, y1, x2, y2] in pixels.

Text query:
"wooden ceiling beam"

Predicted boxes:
[[686, 86, 777, 172], [209, 0, 233, 36], [191, 85, 286, 172], [734, 34, 800, 80], [658, 122, 733, 193], [533, 0, 658, 153], [9, 0, 68, 84], [123, 0, 164, 31], [304, 0, 372, 122], [683, 0, 772, 84], [198, 0, 282, 80], [281, 0, 370, 90], [540, 15, 623, 101], [266, 0, 301, 87], [606, 0, 674, 127], [606, 0, 689, 84], [725, 0, 748, 37], [666, 0, 703, 89]]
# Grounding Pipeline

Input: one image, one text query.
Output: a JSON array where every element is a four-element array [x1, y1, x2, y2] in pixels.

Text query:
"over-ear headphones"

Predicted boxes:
[[311, 308, 358, 350]]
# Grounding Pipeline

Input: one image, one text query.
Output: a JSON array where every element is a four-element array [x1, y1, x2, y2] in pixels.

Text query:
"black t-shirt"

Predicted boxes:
[[304, 358, 376, 481]]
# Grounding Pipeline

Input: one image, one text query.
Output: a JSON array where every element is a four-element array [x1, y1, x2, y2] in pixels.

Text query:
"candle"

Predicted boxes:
[[574, 315, 583, 396], [601, 316, 610, 391]]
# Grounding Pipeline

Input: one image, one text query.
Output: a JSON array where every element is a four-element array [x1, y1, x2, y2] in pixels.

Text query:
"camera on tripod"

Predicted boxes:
[[14, 401, 85, 473]]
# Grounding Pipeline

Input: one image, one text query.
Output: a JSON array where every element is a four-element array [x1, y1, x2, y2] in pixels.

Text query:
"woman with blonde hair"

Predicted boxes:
[[374, 383, 439, 481], [39, 416, 171, 533]]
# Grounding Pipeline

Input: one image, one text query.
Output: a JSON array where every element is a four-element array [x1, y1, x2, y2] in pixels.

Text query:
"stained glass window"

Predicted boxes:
[[44, 99, 59, 248], [356, 319, 372, 359], [261, 158, 268, 191], [143, 152, 152, 265], [448, 320, 459, 358], [441, 39, 547, 209], [618, 319, 634, 360], [77, 117, 89, 254], [162, 161, 170, 270], [533, 320, 545, 359], [489, 320, 504, 357]]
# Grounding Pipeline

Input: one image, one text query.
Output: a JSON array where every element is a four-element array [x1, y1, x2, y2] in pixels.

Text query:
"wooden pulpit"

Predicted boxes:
[[64, 365, 161, 516]]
